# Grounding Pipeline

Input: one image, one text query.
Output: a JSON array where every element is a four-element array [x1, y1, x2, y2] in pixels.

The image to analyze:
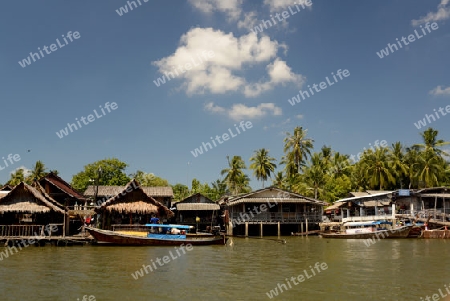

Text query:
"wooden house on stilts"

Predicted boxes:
[[97, 179, 173, 230]]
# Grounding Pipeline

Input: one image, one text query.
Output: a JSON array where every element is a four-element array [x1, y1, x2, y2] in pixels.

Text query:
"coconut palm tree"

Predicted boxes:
[[413, 127, 450, 157], [28, 160, 47, 182], [272, 171, 285, 189], [283, 126, 314, 175], [413, 151, 445, 188], [300, 153, 327, 199], [328, 152, 351, 179], [389, 142, 409, 188], [249, 148, 277, 188], [7, 169, 25, 186], [360, 147, 396, 190], [221, 156, 247, 195]]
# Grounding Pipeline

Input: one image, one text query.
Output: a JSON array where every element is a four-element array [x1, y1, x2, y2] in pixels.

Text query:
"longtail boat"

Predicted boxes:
[[320, 221, 412, 239], [87, 224, 227, 246]]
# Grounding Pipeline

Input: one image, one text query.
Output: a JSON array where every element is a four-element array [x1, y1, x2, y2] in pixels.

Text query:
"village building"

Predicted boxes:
[[96, 179, 173, 230], [0, 181, 66, 239], [221, 187, 327, 236], [173, 193, 221, 231]]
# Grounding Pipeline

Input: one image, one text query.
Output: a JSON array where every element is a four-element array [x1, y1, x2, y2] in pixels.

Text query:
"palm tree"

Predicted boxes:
[[388, 142, 409, 188], [283, 126, 314, 175], [272, 171, 285, 189], [360, 147, 396, 190], [413, 127, 450, 157], [28, 160, 47, 182], [302, 153, 327, 199], [328, 152, 351, 179], [7, 169, 25, 186], [249, 148, 277, 188], [414, 151, 445, 188], [221, 156, 247, 195]]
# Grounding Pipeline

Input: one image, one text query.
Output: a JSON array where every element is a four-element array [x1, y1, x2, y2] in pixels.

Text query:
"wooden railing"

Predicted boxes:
[[0, 224, 63, 237], [230, 212, 322, 223]]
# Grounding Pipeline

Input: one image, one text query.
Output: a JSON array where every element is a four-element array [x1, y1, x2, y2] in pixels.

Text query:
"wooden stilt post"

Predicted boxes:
[[306, 218, 308, 235], [245, 222, 248, 237], [277, 222, 280, 237], [260, 222, 263, 237], [301, 222, 304, 234]]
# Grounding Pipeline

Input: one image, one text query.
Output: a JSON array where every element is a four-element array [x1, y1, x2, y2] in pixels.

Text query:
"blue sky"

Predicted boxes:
[[0, 0, 449, 189]]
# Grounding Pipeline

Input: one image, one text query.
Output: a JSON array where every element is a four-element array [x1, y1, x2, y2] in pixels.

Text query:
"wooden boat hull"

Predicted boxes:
[[422, 230, 450, 239], [87, 228, 227, 246], [320, 226, 412, 239]]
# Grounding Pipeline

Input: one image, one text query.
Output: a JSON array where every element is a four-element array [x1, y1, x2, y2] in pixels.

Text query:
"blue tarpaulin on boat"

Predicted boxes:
[[147, 234, 187, 240], [145, 224, 192, 229]]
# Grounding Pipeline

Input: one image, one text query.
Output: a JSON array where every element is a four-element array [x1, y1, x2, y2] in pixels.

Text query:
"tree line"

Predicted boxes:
[[2, 127, 448, 203]]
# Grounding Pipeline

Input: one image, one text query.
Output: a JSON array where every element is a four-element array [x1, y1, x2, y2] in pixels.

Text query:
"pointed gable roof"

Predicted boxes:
[[100, 179, 173, 217], [226, 187, 327, 206], [39, 172, 86, 201], [175, 193, 220, 211], [0, 182, 65, 214]]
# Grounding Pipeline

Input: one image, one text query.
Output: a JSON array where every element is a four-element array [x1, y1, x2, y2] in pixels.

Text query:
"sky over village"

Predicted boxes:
[[0, 0, 449, 188]]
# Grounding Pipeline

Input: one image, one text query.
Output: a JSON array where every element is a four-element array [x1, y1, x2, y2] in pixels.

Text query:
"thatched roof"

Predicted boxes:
[[84, 185, 173, 198], [0, 182, 65, 214], [99, 179, 173, 217]]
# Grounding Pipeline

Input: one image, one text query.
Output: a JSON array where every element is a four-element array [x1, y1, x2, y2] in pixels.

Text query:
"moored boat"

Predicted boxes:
[[87, 224, 227, 246], [320, 221, 412, 239]]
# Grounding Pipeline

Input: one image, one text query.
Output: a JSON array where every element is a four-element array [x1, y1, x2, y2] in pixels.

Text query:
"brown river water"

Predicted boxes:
[[0, 237, 449, 301]]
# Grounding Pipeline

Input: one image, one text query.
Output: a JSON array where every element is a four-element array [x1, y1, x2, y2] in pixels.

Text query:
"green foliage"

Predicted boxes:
[[71, 158, 130, 192], [130, 170, 169, 186], [249, 148, 277, 188]]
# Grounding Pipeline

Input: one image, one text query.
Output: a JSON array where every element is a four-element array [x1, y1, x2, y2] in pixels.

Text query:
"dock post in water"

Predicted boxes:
[[245, 222, 248, 237], [260, 222, 263, 237], [306, 218, 308, 235], [277, 222, 280, 237]]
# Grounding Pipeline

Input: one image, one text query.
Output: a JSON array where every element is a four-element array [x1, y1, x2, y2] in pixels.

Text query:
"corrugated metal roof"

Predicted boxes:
[[420, 193, 450, 198], [335, 192, 393, 203]]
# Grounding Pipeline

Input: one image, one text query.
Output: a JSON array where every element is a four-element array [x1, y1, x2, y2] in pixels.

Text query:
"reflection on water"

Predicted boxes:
[[0, 237, 449, 301]]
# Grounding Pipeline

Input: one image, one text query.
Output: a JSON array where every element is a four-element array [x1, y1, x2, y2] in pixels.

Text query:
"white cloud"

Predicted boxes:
[[11, 166, 31, 177], [152, 28, 304, 97], [237, 11, 259, 29], [188, 0, 243, 20], [295, 114, 304, 119], [412, 0, 450, 26], [204, 102, 282, 120], [429, 85, 450, 96], [263, 0, 312, 12]]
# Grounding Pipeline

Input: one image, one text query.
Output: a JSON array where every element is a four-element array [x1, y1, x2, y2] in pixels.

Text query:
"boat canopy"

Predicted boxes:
[[144, 224, 193, 229], [344, 221, 392, 227]]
